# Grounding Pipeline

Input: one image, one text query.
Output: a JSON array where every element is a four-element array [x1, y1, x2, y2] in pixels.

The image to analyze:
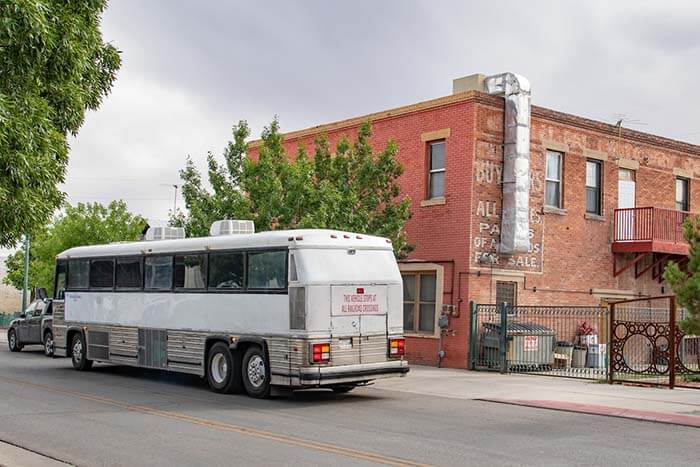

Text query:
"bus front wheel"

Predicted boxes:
[[242, 346, 270, 399], [71, 333, 93, 371], [207, 342, 241, 394]]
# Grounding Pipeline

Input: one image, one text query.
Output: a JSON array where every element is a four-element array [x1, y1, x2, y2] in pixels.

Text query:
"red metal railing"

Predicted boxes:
[[614, 207, 689, 244]]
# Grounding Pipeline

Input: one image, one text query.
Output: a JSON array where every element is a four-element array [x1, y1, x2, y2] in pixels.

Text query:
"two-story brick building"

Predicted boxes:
[[249, 73, 700, 369]]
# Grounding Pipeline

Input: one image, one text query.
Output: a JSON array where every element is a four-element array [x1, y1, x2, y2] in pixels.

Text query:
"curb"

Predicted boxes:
[[477, 398, 700, 428]]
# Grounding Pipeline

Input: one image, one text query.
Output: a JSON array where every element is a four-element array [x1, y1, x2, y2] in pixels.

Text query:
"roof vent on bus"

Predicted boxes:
[[144, 226, 186, 241], [209, 220, 255, 236]]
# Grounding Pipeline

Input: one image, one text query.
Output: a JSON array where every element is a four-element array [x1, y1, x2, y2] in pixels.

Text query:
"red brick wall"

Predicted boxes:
[[248, 91, 700, 369]]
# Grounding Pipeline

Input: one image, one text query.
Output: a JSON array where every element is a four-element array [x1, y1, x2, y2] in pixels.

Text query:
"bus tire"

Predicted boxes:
[[206, 342, 241, 394], [8, 329, 22, 352], [242, 346, 270, 399], [71, 333, 93, 371]]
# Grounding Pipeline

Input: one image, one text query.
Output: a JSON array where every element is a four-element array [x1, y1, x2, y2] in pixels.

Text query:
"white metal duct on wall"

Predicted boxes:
[[484, 72, 531, 254]]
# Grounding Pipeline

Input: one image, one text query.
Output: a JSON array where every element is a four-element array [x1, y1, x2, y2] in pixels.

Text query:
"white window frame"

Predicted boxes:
[[545, 150, 563, 208], [428, 141, 446, 199]]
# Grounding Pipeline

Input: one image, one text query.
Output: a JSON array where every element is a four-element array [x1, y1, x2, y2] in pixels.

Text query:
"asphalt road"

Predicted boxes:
[[0, 345, 697, 467]]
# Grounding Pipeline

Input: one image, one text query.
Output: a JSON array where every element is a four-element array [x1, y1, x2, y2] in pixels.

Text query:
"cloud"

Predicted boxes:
[[19, 0, 696, 255]]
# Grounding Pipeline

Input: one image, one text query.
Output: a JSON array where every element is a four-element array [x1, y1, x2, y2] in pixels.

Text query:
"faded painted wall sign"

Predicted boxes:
[[472, 146, 545, 273]]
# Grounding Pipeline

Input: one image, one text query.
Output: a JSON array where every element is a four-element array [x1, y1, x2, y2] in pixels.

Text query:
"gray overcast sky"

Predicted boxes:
[[54, 1, 700, 236]]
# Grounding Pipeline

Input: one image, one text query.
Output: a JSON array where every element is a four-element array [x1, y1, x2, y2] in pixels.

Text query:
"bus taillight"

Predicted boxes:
[[311, 343, 330, 363], [389, 338, 405, 357]]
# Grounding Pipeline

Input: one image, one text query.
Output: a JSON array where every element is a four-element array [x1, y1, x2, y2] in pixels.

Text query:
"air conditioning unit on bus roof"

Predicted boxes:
[[210, 220, 255, 236], [144, 226, 186, 241]]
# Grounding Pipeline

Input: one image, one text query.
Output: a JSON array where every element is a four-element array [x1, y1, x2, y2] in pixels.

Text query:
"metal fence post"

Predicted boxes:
[[469, 301, 477, 370], [608, 302, 615, 385], [499, 302, 508, 374], [669, 296, 677, 390]]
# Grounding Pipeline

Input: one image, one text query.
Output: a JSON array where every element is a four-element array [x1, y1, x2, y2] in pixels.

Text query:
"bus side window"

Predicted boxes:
[[208, 252, 244, 289], [145, 256, 173, 290], [247, 250, 287, 290], [67, 259, 89, 290], [55, 261, 67, 299]]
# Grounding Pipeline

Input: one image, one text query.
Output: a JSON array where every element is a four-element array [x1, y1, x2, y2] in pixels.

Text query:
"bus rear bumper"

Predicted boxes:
[[297, 359, 409, 386]]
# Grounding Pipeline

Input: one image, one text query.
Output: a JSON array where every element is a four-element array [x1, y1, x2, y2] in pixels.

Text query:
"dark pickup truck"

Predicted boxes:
[[7, 298, 54, 357]]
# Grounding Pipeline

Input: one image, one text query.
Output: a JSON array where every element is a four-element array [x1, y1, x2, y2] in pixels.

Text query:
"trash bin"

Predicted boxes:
[[482, 321, 555, 371], [572, 346, 587, 368], [586, 343, 606, 368]]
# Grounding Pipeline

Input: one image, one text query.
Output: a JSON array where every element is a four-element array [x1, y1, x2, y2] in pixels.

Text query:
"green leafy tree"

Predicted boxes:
[[173, 119, 412, 257], [664, 216, 700, 334], [3, 201, 145, 295], [0, 1, 121, 247]]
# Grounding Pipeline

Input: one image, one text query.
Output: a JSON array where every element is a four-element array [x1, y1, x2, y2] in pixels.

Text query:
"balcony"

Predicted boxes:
[[613, 207, 690, 256]]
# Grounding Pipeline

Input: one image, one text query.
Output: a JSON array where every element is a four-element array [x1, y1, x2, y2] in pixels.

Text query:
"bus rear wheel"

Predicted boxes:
[[207, 342, 241, 394], [71, 333, 93, 371], [242, 346, 270, 399]]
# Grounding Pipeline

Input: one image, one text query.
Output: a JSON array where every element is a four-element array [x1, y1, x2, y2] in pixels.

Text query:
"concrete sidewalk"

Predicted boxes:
[[0, 440, 70, 467], [374, 366, 700, 427]]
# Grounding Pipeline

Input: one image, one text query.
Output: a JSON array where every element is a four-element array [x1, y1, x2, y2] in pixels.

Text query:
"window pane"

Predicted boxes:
[[430, 142, 445, 170], [145, 256, 172, 290], [55, 262, 67, 299], [403, 303, 415, 332], [420, 274, 436, 301], [429, 171, 445, 198], [546, 151, 561, 180], [402, 274, 416, 301], [676, 178, 689, 211], [496, 281, 517, 306], [586, 161, 600, 188], [418, 304, 435, 332], [116, 257, 142, 289], [173, 254, 206, 289], [545, 181, 560, 207], [247, 250, 287, 289], [89, 259, 114, 288], [586, 187, 601, 214], [209, 252, 244, 289], [619, 169, 634, 181], [68, 259, 89, 289]]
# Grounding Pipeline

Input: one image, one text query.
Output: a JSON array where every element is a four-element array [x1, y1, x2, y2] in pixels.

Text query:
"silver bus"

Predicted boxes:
[[52, 222, 409, 398]]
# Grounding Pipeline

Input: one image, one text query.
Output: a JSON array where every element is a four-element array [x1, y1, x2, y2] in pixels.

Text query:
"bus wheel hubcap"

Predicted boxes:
[[211, 353, 228, 384], [247, 355, 265, 388], [73, 340, 82, 362]]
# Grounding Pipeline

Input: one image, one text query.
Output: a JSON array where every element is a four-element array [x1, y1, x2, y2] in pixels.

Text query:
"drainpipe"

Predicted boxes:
[[484, 73, 532, 254]]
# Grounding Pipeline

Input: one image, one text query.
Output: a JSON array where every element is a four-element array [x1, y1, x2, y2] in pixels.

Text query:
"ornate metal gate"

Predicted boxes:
[[609, 296, 700, 389]]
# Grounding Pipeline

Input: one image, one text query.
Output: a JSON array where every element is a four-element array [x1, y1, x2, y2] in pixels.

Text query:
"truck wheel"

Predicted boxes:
[[8, 329, 22, 352], [206, 342, 241, 394], [71, 333, 93, 371], [43, 330, 54, 358], [242, 346, 270, 399]]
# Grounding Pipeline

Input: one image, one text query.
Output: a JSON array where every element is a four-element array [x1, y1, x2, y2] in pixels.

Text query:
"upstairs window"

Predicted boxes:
[[144, 256, 173, 290], [586, 160, 603, 215], [545, 150, 563, 208], [428, 141, 445, 199], [89, 259, 115, 289], [174, 254, 207, 289], [676, 177, 690, 211]]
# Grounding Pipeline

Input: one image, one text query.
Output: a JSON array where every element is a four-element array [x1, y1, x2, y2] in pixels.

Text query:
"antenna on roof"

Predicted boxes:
[[610, 114, 647, 159]]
